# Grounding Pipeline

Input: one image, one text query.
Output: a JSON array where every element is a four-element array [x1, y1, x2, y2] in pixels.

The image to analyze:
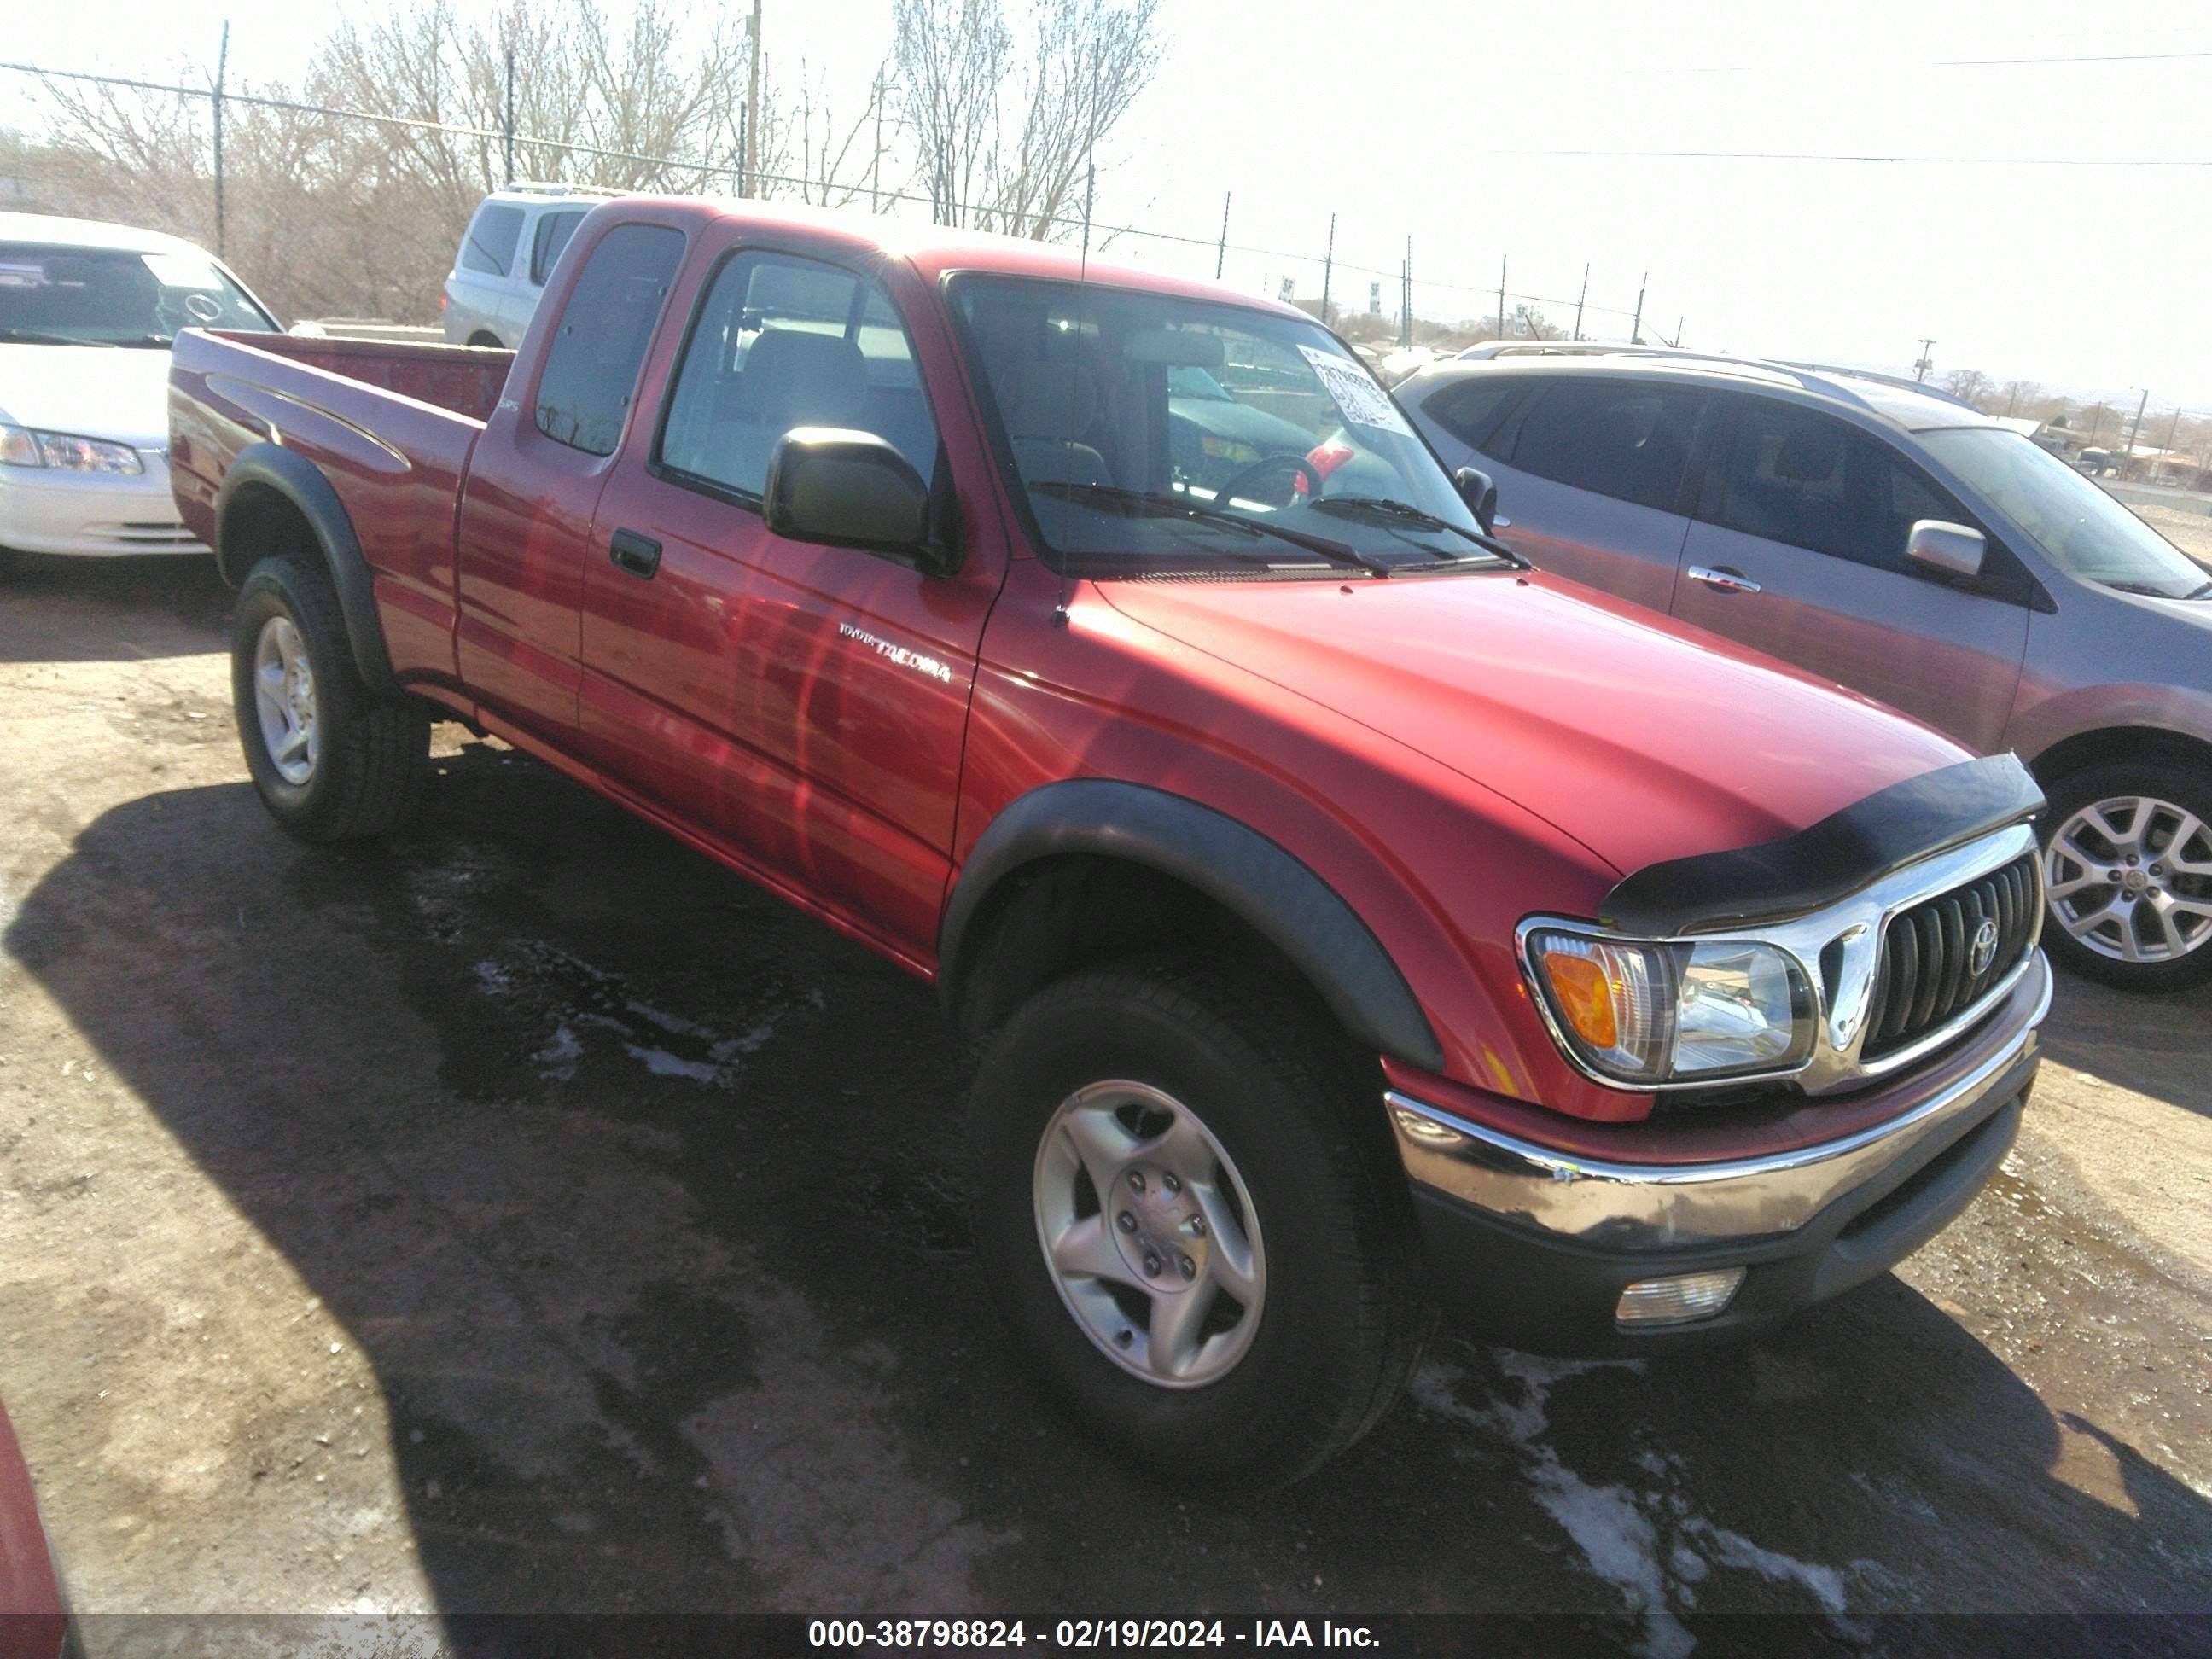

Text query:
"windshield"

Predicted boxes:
[[952, 274, 1493, 576], [0, 242, 277, 346], [1923, 427, 2210, 601]]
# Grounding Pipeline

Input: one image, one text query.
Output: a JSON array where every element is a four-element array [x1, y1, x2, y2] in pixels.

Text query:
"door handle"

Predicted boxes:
[[1686, 564, 1761, 595], [609, 528, 661, 579]]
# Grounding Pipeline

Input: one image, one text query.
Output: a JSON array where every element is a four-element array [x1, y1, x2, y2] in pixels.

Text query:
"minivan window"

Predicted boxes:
[[1421, 376, 1522, 456], [657, 250, 938, 502], [1711, 401, 1974, 575], [459, 203, 526, 277], [533, 224, 684, 456], [1510, 380, 1701, 513], [1921, 427, 2211, 601], [530, 210, 585, 286]]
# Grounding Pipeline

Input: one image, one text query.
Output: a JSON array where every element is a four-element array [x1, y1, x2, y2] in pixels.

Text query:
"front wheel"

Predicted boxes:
[[2040, 760, 2212, 992], [968, 954, 1429, 1489], [231, 556, 431, 841]]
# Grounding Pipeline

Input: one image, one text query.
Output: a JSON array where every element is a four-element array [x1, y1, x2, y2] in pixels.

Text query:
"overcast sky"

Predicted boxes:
[[8, 0, 2207, 410]]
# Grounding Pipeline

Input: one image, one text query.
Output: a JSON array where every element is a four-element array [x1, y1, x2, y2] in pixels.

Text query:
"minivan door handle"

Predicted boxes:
[[608, 528, 662, 579], [1686, 564, 1761, 595]]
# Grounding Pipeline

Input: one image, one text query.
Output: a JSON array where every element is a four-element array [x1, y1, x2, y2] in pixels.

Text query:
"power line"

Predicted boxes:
[[1482, 144, 2212, 167]]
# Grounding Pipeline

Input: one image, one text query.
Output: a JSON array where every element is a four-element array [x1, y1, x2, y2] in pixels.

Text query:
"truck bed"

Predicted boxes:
[[169, 329, 515, 684]]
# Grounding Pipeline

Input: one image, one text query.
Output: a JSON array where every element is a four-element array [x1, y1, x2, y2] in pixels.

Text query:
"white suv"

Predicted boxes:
[[441, 185, 614, 348]]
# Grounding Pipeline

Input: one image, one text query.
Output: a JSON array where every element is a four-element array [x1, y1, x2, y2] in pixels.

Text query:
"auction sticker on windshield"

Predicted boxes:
[[1297, 344, 1414, 437]]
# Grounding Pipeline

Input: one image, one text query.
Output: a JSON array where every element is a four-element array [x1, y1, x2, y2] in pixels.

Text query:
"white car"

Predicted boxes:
[[441, 184, 614, 348], [0, 212, 280, 558]]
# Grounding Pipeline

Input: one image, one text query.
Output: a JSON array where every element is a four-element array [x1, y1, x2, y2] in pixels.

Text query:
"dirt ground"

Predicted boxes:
[[1, 555, 2209, 1653], [2133, 502, 2212, 568]]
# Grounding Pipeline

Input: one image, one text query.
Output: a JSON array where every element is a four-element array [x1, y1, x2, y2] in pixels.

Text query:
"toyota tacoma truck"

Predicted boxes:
[[169, 197, 2052, 1487]]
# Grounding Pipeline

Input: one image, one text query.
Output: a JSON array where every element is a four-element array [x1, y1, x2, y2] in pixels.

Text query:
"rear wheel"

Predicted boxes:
[[968, 953, 1430, 1488], [231, 555, 430, 841], [2040, 760, 2212, 992]]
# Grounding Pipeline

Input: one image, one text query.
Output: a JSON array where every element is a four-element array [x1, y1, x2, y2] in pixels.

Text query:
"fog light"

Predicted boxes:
[[1615, 1268, 1746, 1327]]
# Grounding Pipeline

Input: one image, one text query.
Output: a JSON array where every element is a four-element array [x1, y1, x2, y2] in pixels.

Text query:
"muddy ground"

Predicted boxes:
[[1, 555, 2208, 1654]]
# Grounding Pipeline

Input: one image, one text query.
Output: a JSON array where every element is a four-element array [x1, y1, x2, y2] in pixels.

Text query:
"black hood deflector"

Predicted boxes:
[[1600, 754, 2046, 936]]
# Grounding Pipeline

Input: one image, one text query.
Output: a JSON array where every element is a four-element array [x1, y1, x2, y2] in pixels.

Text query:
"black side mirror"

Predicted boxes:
[[765, 428, 946, 570], [1453, 466, 1499, 535]]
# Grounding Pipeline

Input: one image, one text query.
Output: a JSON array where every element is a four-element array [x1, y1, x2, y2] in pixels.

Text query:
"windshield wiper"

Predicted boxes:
[[2105, 578, 2212, 601], [1034, 482, 1394, 576], [1308, 495, 1520, 563], [0, 327, 118, 346]]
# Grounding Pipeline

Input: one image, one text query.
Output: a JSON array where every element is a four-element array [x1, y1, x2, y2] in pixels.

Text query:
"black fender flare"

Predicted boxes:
[[214, 443, 398, 696], [939, 779, 1446, 1071]]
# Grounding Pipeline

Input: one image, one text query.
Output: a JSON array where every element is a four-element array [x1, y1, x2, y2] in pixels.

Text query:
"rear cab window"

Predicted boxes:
[[533, 224, 686, 456], [459, 203, 526, 277], [655, 249, 940, 504], [1505, 378, 1705, 514]]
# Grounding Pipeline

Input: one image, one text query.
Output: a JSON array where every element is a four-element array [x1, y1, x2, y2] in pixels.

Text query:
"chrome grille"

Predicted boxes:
[[1862, 853, 2039, 1059]]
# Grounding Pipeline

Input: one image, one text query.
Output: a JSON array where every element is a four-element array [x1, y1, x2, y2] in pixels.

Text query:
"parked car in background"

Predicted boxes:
[[441, 184, 614, 348], [0, 212, 277, 559], [1393, 352, 2212, 991], [172, 195, 2052, 1485]]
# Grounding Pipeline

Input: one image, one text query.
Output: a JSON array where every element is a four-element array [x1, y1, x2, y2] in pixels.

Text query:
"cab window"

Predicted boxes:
[[656, 250, 939, 503], [459, 203, 525, 277], [533, 224, 685, 456]]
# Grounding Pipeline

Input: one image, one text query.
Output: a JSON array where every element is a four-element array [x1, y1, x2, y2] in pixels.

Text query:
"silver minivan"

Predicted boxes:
[[1398, 354, 2212, 992], [441, 185, 612, 348]]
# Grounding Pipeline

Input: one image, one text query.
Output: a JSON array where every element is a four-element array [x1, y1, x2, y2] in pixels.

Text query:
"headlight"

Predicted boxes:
[[1524, 925, 1815, 1086], [0, 424, 143, 474]]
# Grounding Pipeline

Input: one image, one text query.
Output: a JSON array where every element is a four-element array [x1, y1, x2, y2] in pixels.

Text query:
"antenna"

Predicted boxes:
[[1051, 161, 1097, 628]]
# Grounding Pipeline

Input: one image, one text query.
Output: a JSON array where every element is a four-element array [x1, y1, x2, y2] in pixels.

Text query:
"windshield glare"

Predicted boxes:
[[953, 275, 1482, 573], [1924, 427, 2209, 600], [0, 242, 276, 346]]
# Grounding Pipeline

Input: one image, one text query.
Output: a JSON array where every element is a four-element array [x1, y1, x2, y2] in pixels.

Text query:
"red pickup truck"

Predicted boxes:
[[170, 197, 2052, 1486]]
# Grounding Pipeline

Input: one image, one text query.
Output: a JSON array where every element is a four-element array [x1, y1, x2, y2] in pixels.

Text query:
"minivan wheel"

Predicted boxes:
[[968, 953, 1430, 1489], [232, 556, 431, 841], [2040, 761, 2212, 992]]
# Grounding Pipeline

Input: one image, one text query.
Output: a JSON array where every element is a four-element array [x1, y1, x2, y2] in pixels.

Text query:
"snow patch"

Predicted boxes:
[[1412, 1347, 1854, 1655]]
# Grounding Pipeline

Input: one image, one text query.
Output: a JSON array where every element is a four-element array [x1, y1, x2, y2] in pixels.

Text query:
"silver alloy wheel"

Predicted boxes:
[[2045, 795, 2212, 963], [1032, 1080, 1266, 1389], [253, 614, 319, 787]]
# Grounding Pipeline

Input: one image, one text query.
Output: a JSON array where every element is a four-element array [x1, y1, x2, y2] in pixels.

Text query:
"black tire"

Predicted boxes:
[[467, 331, 504, 349], [231, 555, 430, 841], [969, 952, 1431, 1489], [2039, 759, 2212, 992]]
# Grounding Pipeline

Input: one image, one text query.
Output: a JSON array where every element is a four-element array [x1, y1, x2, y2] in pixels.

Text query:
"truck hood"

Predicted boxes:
[[1097, 570, 1970, 877], [0, 343, 172, 448]]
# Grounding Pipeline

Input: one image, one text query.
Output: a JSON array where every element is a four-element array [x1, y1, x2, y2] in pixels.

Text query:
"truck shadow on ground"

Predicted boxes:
[[2038, 967, 2212, 1119], [0, 551, 232, 663], [8, 748, 2210, 1635]]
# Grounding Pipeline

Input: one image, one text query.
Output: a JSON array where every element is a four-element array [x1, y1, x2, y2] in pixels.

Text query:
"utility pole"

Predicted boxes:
[[2165, 405, 2184, 453], [212, 21, 229, 258], [502, 44, 515, 184], [1572, 262, 1589, 341], [1497, 254, 1507, 339], [1915, 337, 1936, 382], [1320, 212, 1335, 328], [745, 0, 763, 195], [2124, 387, 2150, 456], [1630, 271, 1646, 345], [1214, 192, 1230, 280], [870, 68, 883, 212], [1401, 234, 1412, 348]]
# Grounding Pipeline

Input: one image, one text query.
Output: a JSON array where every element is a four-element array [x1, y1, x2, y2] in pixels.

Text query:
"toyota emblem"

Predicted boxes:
[[1968, 917, 2000, 976]]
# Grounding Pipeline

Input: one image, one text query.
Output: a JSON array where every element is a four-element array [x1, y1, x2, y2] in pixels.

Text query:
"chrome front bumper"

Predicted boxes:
[[1388, 950, 2051, 1254]]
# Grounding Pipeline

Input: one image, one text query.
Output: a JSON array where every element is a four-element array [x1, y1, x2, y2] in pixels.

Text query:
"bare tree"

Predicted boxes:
[[1941, 367, 1996, 410], [892, 0, 1161, 238]]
